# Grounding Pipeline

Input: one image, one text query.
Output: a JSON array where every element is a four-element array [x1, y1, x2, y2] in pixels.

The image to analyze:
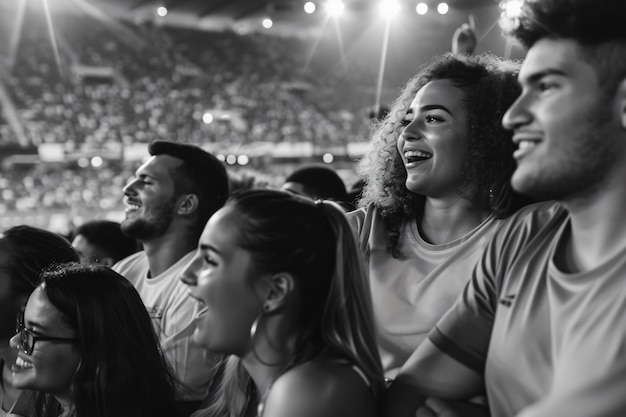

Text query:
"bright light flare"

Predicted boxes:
[[237, 155, 250, 166], [322, 153, 334, 163], [157, 6, 168, 17], [416, 3, 428, 15], [202, 113, 214, 124], [262, 18, 273, 29], [325, 0, 345, 17], [304, 1, 316, 14], [378, 0, 401, 19], [501, 0, 523, 18], [437, 2, 449, 14]]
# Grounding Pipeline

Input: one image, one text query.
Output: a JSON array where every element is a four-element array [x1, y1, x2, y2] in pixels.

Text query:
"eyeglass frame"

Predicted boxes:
[[15, 312, 77, 355]]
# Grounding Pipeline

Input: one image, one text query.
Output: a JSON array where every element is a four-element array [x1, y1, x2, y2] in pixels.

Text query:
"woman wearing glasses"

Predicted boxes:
[[0, 225, 79, 417], [9, 263, 177, 417]]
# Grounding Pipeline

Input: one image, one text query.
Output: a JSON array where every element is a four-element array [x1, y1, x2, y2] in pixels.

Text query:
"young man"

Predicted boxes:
[[113, 140, 229, 416], [384, 1, 626, 416]]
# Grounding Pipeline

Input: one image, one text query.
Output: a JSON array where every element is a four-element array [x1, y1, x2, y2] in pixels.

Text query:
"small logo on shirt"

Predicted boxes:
[[499, 294, 516, 307]]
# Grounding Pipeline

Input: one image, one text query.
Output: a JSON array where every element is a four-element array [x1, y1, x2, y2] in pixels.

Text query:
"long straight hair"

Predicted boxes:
[[195, 190, 384, 417]]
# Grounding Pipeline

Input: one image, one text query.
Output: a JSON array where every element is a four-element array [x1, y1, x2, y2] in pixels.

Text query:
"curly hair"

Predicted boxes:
[[358, 53, 527, 257], [505, 0, 626, 99]]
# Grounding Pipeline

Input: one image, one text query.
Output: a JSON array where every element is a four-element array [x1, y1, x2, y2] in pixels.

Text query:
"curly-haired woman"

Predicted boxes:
[[349, 52, 533, 379]]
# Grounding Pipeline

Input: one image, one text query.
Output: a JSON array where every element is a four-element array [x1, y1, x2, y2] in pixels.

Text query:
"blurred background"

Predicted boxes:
[[0, 0, 525, 234]]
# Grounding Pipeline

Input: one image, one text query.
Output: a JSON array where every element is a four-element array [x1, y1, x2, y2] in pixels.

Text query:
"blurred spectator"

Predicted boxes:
[[71, 219, 139, 266], [281, 164, 354, 211]]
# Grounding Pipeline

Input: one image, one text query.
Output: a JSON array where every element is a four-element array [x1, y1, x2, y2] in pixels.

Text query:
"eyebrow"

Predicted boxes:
[[521, 68, 568, 85], [199, 244, 221, 254], [407, 104, 452, 114]]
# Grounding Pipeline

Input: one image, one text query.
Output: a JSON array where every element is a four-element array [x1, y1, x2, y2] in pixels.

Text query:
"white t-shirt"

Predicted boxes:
[[348, 204, 503, 378], [113, 251, 217, 401]]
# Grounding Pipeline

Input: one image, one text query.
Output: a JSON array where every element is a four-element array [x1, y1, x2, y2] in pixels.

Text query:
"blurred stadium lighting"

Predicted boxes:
[[216, 154, 226, 162], [378, 0, 401, 19], [91, 156, 104, 168], [416, 3, 428, 15], [156, 6, 168, 17], [437, 2, 449, 14], [202, 112, 214, 124], [322, 153, 334, 163], [78, 158, 90, 168], [501, 0, 523, 18], [304, 1, 316, 14], [226, 155, 238, 165], [262, 18, 273, 29], [324, 0, 345, 17], [237, 155, 250, 166]]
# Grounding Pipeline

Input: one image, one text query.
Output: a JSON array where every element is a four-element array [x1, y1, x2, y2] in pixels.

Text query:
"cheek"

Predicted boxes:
[[30, 348, 80, 391]]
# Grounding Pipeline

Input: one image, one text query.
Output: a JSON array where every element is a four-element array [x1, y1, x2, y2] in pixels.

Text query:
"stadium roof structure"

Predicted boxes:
[[94, 0, 525, 68]]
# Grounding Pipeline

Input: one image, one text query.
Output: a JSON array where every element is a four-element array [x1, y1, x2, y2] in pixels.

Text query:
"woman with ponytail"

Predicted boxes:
[[181, 189, 384, 417]]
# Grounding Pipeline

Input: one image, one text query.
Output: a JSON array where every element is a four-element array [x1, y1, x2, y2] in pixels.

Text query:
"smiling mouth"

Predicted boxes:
[[125, 202, 142, 213], [14, 357, 33, 370], [404, 150, 432, 165]]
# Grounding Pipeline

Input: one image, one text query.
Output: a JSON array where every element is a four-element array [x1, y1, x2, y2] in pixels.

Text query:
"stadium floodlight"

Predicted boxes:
[[416, 3, 428, 15], [437, 2, 449, 14], [322, 153, 334, 163], [202, 113, 214, 124], [378, 0, 401, 19], [304, 1, 316, 14], [324, 0, 345, 17], [262, 18, 273, 29], [501, 0, 522, 18], [237, 155, 250, 166], [156, 6, 168, 17]]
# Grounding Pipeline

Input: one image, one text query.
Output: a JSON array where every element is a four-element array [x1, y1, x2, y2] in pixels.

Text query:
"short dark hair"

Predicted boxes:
[[149, 140, 229, 230], [73, 220, 138, 263], [506, 0, 626, 97], [284, 165, 348, 202], [2, 225, 79, 293]]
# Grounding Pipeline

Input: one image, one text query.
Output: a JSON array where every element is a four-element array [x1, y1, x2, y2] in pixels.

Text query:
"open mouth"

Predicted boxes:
[[14, 357, 33, 370], [405, 150, 432, 165], [125, 200, 142, 213]]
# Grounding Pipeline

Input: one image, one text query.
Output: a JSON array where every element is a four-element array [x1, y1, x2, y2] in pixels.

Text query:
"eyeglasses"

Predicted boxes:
[[15, 313, 76, 355]]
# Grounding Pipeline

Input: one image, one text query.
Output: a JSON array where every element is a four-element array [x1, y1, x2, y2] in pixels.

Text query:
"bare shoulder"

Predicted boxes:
[[263, 358, 379, 417]]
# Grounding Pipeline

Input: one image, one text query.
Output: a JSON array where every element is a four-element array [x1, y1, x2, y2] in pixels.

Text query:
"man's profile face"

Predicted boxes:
[[502, 38, 622, 201], [121, 155, 180, 241]]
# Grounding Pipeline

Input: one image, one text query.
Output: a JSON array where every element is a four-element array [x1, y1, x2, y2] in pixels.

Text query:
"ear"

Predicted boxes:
[[177, 194, 199, 216], [262, 273, 295, 313], [617, 79, 626, 130]]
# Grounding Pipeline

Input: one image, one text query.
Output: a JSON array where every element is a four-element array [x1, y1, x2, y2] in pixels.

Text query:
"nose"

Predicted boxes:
[[180, 256, 200, 287], [400, 119, 423, 142], [122, 177, 138, 196], [9, 332, 20, 350], [502, 94, 531, 131]]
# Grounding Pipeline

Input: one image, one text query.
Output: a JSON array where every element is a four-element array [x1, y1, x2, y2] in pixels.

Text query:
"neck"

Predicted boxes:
[[2, 359, 21, 411], [419, 197, 490, 244], [241, 316, 296, 403], [142, 230, 197, 277], [560, 178, 626, 272]]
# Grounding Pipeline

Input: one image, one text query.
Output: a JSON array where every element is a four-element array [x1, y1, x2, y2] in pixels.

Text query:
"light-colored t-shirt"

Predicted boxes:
[[430, 201, 626, 417], [348, 204, 503, 378], [113, 251, 217, 401]]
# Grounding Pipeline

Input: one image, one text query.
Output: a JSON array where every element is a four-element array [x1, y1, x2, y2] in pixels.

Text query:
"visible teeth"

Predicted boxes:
[[404, 150, 432, 159], [16, 357, 33, 369], [518, 141, 536, 150], [126, 204, 141, 211]]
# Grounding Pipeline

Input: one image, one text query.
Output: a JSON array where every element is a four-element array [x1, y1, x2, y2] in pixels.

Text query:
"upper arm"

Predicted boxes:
[[263, 364, 378, 417]]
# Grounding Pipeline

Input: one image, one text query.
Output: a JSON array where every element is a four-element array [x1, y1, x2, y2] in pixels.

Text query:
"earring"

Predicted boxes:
[[249, 314, 283, 367]]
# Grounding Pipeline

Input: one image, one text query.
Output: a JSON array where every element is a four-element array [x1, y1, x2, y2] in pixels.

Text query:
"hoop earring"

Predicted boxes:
[[249, 314, 284, 367]]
